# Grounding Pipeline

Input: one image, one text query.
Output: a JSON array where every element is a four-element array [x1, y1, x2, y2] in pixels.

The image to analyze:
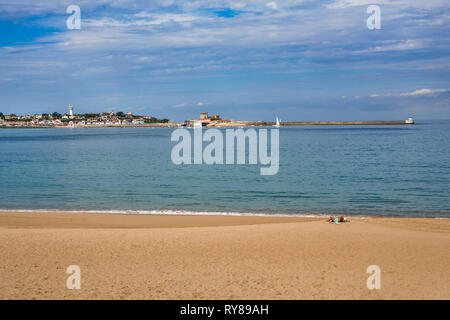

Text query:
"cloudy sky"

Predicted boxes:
[[0, 0, 449, 121]]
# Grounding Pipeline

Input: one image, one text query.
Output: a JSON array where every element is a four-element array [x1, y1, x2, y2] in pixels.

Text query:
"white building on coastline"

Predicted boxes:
[[69, 105, 74, 119]]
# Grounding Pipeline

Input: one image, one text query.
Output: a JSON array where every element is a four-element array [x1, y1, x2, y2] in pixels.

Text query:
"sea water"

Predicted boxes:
[[0, 120, 449, 217]]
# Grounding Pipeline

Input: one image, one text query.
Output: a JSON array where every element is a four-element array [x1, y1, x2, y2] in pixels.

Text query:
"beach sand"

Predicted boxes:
[[0, 211, 449, 300]]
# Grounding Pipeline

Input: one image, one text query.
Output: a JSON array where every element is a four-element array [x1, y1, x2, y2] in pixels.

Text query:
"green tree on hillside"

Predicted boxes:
[[145, 117, 170, 123], [0, 112, 4, 120], [82, 113, 100, 118]]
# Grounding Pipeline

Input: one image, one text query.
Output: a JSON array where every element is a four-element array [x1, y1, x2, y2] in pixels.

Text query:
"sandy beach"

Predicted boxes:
[[0, 211, 449, 300]]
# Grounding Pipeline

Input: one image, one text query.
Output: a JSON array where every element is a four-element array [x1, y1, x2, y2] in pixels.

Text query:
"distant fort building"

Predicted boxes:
[[188, 112, 223, 127], [200, 112, 221, 121]]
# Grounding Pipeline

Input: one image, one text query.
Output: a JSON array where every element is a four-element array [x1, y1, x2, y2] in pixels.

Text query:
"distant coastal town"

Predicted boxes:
[[0, 105, 415, 128], [0, 105, 171, 128], [0, 106, 266, 128]]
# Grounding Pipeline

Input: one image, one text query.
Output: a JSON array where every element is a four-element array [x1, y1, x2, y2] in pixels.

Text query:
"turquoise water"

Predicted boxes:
[[0, 121, 449, 217]]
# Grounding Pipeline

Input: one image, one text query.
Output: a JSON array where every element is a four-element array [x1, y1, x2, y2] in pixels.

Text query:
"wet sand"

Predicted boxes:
[[0, 211, 449, 299]]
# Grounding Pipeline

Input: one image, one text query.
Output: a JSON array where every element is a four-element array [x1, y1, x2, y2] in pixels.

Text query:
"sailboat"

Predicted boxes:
[[274, 117, 281, 128]]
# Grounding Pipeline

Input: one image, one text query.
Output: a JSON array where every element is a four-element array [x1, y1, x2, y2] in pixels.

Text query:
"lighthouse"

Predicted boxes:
[[69, 105, 74, 118]]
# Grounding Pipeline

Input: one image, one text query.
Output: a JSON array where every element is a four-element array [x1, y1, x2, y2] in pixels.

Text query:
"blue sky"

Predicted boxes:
[[0, 0, 449, 121]]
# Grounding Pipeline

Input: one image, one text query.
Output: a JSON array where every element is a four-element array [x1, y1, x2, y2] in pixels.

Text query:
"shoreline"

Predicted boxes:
[[0, 210, 313, 229], [1, 210, 449, 299], [1, 209, 450, 228], [0, 209, 448, 219]]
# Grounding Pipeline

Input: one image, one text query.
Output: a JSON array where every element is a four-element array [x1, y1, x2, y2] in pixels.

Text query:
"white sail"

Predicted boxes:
[[275, 117, 280, 127]]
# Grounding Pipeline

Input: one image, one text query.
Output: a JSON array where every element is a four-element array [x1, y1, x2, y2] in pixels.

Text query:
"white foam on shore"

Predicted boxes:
[[0, 209, 446, 219], [0, 208, 335, 218]]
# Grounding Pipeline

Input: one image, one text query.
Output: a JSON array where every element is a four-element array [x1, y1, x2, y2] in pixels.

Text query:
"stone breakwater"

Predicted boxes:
[[206, 120, 413, 127], [274, 121, 411, 126], [1, 120, 414, 129]]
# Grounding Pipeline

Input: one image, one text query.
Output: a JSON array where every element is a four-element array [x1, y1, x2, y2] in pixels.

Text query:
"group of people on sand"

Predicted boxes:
[[326, 216, 350, 223]]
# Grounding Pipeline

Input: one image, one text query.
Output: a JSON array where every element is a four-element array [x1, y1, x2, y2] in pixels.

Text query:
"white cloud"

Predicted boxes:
[[353, 40, 426, 54], [174, 102, 190, 108], [266, 2, 278, 10], [370, 88, 450, 97], [84, 12, 203, 28], [174, 101, 209, 108], [327, 0, 391, 9]]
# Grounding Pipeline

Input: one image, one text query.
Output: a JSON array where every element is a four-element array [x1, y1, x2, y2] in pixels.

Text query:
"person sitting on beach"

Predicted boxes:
[[327, 216, 350, 223]]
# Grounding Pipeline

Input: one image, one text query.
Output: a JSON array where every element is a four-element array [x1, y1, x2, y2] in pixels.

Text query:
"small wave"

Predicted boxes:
[[0, 208, 446, 219], [0, 208, 334, 218]]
